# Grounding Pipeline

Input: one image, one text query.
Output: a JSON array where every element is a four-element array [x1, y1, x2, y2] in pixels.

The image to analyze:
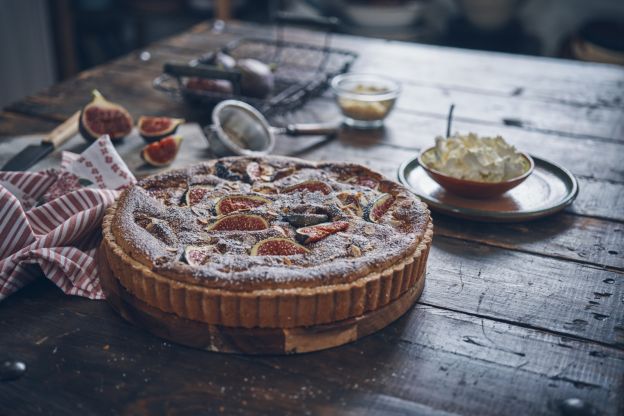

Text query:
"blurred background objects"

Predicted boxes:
[[1, 0, 623, 107]]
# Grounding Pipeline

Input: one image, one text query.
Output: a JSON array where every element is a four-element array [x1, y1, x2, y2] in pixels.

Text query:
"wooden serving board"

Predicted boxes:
[[98, 246, 425, 354]]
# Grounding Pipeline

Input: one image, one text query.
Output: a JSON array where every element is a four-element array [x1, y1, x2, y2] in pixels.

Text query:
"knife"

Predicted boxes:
[[2, 111, 80, 171]]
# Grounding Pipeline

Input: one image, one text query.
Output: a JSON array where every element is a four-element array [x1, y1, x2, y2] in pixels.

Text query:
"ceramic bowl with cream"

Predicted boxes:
[[418, 133, 534, 198]]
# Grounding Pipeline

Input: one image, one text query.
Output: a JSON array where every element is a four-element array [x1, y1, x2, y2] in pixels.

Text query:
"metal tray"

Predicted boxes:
[[154, 37, 357, 116], [398, 155, 579, 222]]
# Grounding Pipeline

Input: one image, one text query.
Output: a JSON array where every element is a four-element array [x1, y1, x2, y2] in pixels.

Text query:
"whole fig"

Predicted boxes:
[[207, 52, 236, 70], [236, 59, 275, 98]]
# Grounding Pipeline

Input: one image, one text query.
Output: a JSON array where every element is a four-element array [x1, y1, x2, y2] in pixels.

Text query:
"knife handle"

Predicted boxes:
[[42, 111, 80, 148], [284, 122, 340, 136]]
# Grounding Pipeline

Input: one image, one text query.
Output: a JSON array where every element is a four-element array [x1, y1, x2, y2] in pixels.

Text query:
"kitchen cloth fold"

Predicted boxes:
[[0, 135, 135, 301]]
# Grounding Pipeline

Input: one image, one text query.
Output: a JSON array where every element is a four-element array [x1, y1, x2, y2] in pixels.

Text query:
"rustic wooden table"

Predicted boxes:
[[1, 21, 623, 416]]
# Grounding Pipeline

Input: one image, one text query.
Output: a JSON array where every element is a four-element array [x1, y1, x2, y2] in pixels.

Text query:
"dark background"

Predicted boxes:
[[1, 0, 623, 108]]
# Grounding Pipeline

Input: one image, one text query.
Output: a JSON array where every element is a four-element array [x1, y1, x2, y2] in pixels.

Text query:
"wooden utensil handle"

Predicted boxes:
[[42, 111, 80, 148], [285, 122, 340, 137]]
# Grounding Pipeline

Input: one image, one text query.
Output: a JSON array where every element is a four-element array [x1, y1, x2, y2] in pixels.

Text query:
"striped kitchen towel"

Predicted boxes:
[[0, 135, 135, 300]]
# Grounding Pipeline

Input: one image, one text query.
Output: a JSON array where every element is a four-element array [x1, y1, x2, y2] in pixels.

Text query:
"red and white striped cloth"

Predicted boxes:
[[0, 135, 135, 300]]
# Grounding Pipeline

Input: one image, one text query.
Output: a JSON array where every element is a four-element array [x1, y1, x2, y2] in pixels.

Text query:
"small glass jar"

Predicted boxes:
[[331, 73, 401, 129]]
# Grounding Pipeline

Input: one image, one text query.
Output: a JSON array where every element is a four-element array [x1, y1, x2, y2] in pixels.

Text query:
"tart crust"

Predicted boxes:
[[100, 157, 433, 328]]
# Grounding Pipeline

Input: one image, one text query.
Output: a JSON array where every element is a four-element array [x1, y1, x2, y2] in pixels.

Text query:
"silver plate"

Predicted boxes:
[[398, 155, 579, 222]]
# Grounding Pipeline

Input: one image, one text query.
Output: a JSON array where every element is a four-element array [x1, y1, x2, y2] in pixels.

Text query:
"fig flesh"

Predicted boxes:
[[208, 214, 269, 231], [245, 162, 275, 183], [185, 78, 233, 94], [184, 245, 218, 266], [336, 191, 366, 217], [141, 135, 183, 167], [185, 185, 212, 206], [282, 180, 332, 195], [236, 59, 275, 98], [346, 175, 379, 190], [79, 89, 133, 142], [251, 238, 308, 256], [215, 195, 270, 215], [138, 116, 184, 143], [295, 221, 349, 245], [364, 193, 395, 223], [284, 213, 329, 228]]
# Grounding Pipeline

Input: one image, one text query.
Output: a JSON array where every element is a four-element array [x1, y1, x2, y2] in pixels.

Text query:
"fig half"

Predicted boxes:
[[207, 214, 269, 231], [79, 89, 133, 142], [251, 238, 308, 256], [364, 193, 395, 223], [282, 180, 332, 195], [141, 135, 183, 167], [137, 116, 184, 143], [295, 221, 349, 245], [184, 245, 219, 266], [215, 195, 270, 215]]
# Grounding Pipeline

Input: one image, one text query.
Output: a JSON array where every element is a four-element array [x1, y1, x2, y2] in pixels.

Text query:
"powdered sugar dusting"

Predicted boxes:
[[111, 156, 430, 290]]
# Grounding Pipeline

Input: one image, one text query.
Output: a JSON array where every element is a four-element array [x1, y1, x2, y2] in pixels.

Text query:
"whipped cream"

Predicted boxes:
[[422, 133, 529, 182]]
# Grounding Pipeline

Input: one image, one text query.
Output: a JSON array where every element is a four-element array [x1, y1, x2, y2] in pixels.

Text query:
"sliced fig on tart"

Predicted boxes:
[[244, 161, 275, 183], [79, 89, 133, 142], [282, 180, 332, 195], [184, 245, 219, 266], [184, 185, 213, 206], [272, 166, 296, 181], [284, 213, 329, 228], [214, 161, 242, 181], [215, 195, 270, 215], [252, 182, 278, 194], [145, 221, 177, 246], [295, 221, 349, 245], [146, 187, 184, 206], [346, 175, 379, 190], [208, 214, 269, 231], [335, 191, 367, 217], [251, 238, 309, 256], [137, 116, 184, 143], [364, 193, 395, 223]]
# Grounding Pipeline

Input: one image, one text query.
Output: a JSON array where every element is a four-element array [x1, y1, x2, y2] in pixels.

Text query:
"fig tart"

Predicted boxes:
[[101, 156, 433, 329]]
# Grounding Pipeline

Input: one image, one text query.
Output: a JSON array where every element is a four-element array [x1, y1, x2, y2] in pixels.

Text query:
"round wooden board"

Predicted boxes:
[[98, 246, 425, 355]]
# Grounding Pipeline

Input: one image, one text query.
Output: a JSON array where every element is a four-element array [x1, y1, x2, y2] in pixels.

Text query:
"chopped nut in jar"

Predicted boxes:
[[338, 97, 394, 121], [332, 74, 400, 128]]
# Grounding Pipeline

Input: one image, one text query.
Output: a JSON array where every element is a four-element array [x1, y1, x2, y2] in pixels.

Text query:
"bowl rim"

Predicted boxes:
[[417, 146, 535, 186], [330, 73, 401, 101], [211, 99, 274, 156]]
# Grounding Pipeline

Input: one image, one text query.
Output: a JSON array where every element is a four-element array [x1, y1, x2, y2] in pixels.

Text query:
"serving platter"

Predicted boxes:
[[97, 245, 426, 355], [398, 154, 579, 222]]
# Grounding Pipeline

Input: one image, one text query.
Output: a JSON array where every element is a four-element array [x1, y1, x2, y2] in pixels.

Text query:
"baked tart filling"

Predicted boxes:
[[101, 156, 433, 328]]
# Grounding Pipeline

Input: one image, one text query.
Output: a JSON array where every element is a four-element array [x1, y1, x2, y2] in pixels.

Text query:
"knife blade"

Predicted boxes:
[[2, 111, 80, 171]]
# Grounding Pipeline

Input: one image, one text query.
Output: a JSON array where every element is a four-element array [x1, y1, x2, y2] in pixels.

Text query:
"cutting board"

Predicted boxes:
[[98, 244, 426, 354]]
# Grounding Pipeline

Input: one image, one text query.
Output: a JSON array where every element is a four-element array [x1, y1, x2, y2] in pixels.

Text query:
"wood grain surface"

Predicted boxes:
[[0, 20, 623, 416], [98, 246, 426, 355]]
